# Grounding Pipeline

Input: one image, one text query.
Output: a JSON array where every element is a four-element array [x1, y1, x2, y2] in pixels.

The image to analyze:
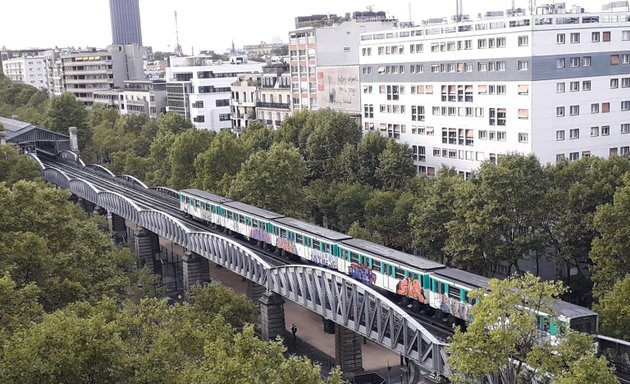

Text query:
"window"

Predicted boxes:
[[602, 125, 610, 136], [622, 146, 630, 155], [570, 33, 580, 43], [623, 101, 630, 111], [582, 81, 591, 91], [518, 60, 529, 71], [622, 123, 630, 134], [497, 131, 506, 141], [478, 39, 487, 49], [570, 105, 580, 116], [570, 57, 580, 68], [592, 32, 600, 42], [216, 99, 229, 107], [569, 152, 580, 161], [363, 104, 374, 118], [192, 100, 204, 108], [602, 102, 611, 113], [582, 56, 592, 67], [611, 55, 620, 65], [591, 103, 600, 114], [556, 83, 565, 93], [496, 61, 506, 71], [570, 128, 580, 139], [603, 31, 611, 42], [557, 33, 565, 44], [556, 58, 565, 69], [570, 81, 580, 92], [518, 35, 529, 46], [556, 154, 566, 163], [611, 78, 619, 89], [556, 130, 565, 141], [193, 115, 205, 123], [518, 133, 529, 143], [479, 130, 488, 140], [518, 109, 529, 119], [624, 31, 630, 41], [518, 85, 529, 95], [496, 37, 506, 48], [411, 106, 425, 121], [623, 78, 630, 88], [591, 126, 599, 137], [362, 66, 372, 75], [556, 106, 565, 117]]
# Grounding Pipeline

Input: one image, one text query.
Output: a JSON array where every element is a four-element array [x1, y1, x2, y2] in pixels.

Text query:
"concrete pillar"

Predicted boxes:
[[323, 318, 336, 334], [259, 292, 285, 341], [335, 324, 363, 374], [183, 250, 210, 290], [108, 213, 127, 242], [133, 228, 160, 273], [246, 280, 266, 304], [77, 198, 95, 214]]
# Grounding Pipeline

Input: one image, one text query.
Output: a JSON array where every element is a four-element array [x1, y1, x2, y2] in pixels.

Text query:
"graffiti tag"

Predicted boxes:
[[396, 278, 425, 303], [348, 263, 376, 285]]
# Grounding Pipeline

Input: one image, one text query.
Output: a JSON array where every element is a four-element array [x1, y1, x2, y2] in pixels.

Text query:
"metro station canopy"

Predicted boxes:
[[0, 116, 70, 153]]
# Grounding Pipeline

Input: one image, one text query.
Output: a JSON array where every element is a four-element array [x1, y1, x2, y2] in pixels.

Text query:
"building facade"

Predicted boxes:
[[1, 56, 47, 90], [256, 63, 292, 129], [109, 0, 143, 46], [243, 42, 288, 57], [166, 56, 263, 131], [60, 45, 144, 107], [121, 80, 167, 118], [289, 12, 398, 112], [359, 5, 630, 176], [230, 75, 259, 132]]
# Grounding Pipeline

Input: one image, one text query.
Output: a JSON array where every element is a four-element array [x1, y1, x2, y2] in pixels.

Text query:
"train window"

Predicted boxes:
[[448, 285, 460, 300], [280, 228, 286, 237], [252, 219, 258, 228], [296, 234, 303, 243], [350, 252, 359, 263], [324, 243, 331, 253], [440, 282, 448, 294], [395, 268, 405, 280], [362, 256, 370, 268], [239, 215, 246, 224], [373, 260, 382, 271], [313, 240, 320, 249]]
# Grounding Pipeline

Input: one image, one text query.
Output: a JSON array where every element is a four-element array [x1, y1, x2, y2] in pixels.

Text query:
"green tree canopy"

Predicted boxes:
[[594, 275, 630, 340], [448, 273, 617, 384], [194, 131, 249, 195], [44, 93, 89, 150], [158, 112, 194, 135], [169, 128, 215, 190], [374, 139, 415, 190], [228, 143, 308, 217], [0, 145, 42, 186]]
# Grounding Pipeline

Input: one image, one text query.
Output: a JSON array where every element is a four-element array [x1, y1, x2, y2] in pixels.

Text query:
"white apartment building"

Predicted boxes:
[[360, 4, 630, 176], [257, 63, 292, 129], [230, 75, 259, 132], [2, 56, 47, 90], [289, 12, 398, 112], [121, 80, 167, 118], [166, 56, 263, 131]]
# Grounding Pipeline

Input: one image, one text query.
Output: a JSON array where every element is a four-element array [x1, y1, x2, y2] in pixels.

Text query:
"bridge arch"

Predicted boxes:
[[27, 153, 45, 170], [42, 167, 71, 189], [98, 191, 143, 224], [138, 210, 191, 247], [69, 179, 100, 203], [59, 150, 85, 166], [267, 265, 448, 373], [86, 164, 115, 178], [118, 174, 148, 189]]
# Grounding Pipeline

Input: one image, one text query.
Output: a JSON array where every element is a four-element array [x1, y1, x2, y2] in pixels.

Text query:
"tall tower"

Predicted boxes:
[[109, 0, 143, 46]]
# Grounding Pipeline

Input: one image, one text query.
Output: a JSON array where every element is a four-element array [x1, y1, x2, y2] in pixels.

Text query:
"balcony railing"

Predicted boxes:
[[256, 101, 290, 110]]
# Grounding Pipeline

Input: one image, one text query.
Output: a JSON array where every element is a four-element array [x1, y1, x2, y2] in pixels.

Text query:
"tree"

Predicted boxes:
[[0, 273, 43, 340], [158, 112, 194, 135], [446, 155, 550, 275], [144, 132, 177, 187], [448, 273, 618, 384], [333, 183, 373, 232], [356, 132, 388, 187], [228, 143, 308, 217], [590, 174, 630, 299], [241, 121, 276, 151], [594, 275, 630, 341], [277, 109, 311, 150], [169, 129, 215, 190], [188, 284, 258, 329], [374, 139, 415, 190], [0, 181, 134, 310], [304, 109, 362, 181], [362, 191, 415, 250], [411, 168, 463, 263], [44, 93, 89, 150], [194, 131, 248, 195], [0, 144, 42, 186]]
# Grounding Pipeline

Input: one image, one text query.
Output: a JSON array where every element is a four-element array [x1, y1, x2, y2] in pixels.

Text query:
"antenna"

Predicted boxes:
[[455, 0, 464, 21], [408, 2, 412, 21], [174, 11, 183, 56]]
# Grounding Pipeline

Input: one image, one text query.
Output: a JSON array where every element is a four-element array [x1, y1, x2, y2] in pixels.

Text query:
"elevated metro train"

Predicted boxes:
[[179, 188, 598, 338]]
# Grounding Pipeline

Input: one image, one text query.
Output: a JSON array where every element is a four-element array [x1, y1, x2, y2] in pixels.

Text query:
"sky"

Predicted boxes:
[[1, 0, 610, 54]]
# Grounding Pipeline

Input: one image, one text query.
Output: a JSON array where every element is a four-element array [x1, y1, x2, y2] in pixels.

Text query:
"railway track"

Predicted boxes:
[[39, 154, 456, 341]]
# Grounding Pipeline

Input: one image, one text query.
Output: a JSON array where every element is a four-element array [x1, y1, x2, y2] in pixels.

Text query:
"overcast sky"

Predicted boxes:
[[1, 0, 608, 53]]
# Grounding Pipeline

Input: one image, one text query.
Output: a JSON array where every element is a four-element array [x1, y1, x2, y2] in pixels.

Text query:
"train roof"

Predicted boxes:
[[550, 299, 598, 320], [341, 238, 445, 271], [181, 189, 232, 204], [274, 217, 352, 241], [224, 201, 285, 220], [433, 268, 491, 290]]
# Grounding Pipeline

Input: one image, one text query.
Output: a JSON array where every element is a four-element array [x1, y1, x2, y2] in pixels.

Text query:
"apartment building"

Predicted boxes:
[[257, 63, 292, 129], [1, 55, 47, 90], [360, 4, 630, 176], [165, 55, 263, 131], [289, 11, 398, 112], [230, 74, 259, 132], [60, 45, 144, 107], [121, 80, 167, 118]]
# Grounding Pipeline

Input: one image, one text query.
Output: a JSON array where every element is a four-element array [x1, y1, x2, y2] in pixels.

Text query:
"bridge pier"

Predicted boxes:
[[133, 228, 160, 273], [335, 324, 364, 374], [183, 250, 210, 290], [108, 213, 127, 244], [246, 280, 266, 305], [260, 292, 285, 341], [77, 198, 96, 215]]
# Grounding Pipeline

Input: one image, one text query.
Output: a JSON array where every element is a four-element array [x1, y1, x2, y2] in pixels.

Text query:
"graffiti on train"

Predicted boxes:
[[276, 237, 298, 255], [250, 228, 271, 243], [311, 249, 338, 269], [349, 263, 376, 285], [430, 292, 472, 322], [396, 278, 426, 304]]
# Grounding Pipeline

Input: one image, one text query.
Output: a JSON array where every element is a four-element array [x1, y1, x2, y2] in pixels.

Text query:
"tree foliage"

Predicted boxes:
[[594, 275, 630, 341], [44, 93, 89, 150], [0, 144, 42, 186], [194, 131, 248, 195], [169, 129, 215, 190], [374, 139, 415, 190], [448, 274, 618, 384]]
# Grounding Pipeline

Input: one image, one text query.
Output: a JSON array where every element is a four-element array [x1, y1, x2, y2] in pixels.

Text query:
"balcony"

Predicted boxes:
[[256, 101, 290, 110]]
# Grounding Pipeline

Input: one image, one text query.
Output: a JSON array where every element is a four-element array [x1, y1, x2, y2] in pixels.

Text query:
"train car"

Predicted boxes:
[[222, 200, 285, 240], [339, 238, 444, 297], [271, 217, 351, 267], [180, 189, 232, 224]]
